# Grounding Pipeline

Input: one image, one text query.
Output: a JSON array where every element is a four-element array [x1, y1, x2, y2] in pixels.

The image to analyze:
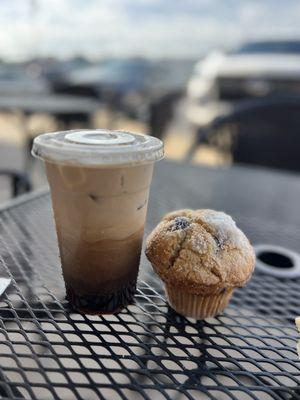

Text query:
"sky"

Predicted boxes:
[[0, 0, 300, 61]]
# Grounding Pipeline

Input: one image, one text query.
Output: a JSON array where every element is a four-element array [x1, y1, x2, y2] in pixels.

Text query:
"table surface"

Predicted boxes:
[[0, 160, 300, 400], [0, 94, 100, 115]]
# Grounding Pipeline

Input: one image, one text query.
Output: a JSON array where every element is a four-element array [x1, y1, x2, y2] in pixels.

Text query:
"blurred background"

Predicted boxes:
[[1, 0, 300, 201]]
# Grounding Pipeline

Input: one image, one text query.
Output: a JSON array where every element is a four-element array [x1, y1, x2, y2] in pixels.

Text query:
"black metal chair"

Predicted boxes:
[[189, 96, 300, 172], [148, 90, 183, 139], [0, 170, 32, 199]]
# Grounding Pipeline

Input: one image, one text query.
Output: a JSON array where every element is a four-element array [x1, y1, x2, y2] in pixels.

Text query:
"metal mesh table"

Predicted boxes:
[[0, 160, 300, 400]]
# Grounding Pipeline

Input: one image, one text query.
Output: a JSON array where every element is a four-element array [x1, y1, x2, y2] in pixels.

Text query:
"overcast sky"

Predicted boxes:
[[0, 0, 300, 60]]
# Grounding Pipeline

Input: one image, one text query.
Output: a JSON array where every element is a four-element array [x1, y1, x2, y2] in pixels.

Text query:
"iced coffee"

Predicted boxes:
[[32, 130, 164, 314]]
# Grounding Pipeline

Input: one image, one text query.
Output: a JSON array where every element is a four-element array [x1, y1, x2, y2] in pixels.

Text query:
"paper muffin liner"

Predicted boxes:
[[165, 284, 234, 319]]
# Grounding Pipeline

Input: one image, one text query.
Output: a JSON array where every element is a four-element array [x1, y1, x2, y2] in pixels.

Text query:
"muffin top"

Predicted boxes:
[[145, 209, 255, 295]]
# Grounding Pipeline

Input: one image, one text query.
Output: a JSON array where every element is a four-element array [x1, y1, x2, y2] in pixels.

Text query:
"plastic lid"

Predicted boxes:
[[32, 129, 164, 166]]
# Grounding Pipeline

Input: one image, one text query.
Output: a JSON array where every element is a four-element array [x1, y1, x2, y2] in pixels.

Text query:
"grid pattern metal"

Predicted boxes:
[[0, 162, 300, 400]]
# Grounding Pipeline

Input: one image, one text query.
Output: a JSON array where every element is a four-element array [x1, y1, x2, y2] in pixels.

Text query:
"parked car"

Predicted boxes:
[[186, 40, 300, 127], [51, 59, 154, 116], [51, 58, 193, 120]]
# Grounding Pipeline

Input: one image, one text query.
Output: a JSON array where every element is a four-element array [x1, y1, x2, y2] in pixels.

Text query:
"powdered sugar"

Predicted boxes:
[[190, 234, 208, 254], [200, 210, 249, 251]]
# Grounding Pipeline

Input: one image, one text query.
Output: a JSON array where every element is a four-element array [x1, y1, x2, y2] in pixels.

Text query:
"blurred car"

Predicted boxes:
[[51, 58, 192, 120], [51, 59, 154, 116], [186, 40, 300, 127]]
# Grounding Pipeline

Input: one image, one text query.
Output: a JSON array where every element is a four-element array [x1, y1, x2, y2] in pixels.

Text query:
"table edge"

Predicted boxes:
[[0, 187, 49, 213]]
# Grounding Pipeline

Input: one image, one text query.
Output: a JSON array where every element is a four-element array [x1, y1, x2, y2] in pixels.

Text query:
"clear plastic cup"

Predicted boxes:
[[32, 129, 164, 314]]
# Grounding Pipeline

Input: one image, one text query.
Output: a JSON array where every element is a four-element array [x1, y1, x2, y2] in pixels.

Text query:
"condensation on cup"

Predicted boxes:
[[32, 129, 164, 314]]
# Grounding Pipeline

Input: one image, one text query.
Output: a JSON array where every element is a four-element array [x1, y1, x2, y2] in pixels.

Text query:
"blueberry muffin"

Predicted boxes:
[[145, 209, 255, 319]]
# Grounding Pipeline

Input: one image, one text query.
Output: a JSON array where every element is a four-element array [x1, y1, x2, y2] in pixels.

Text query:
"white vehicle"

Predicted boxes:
[[186, 40, 300, 127]]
